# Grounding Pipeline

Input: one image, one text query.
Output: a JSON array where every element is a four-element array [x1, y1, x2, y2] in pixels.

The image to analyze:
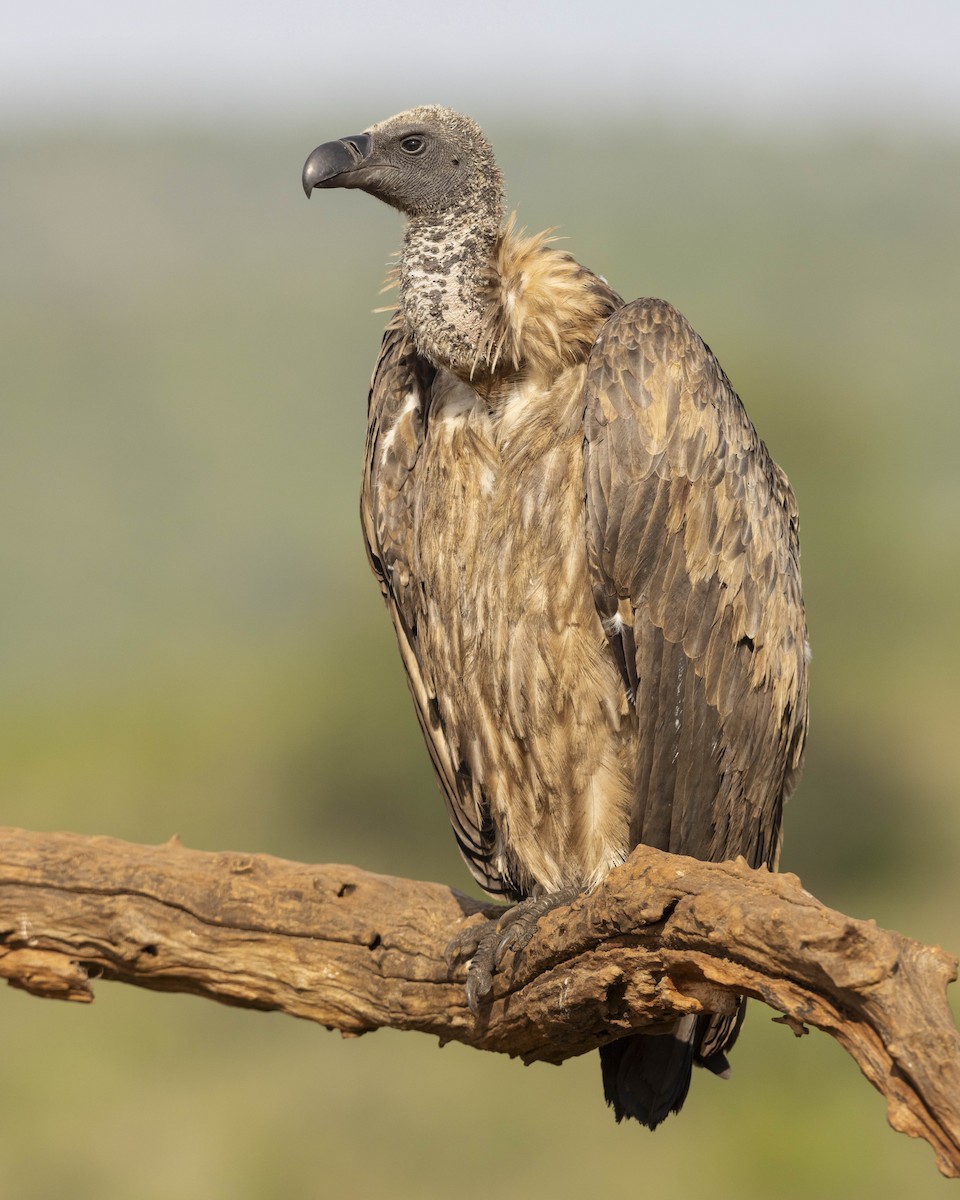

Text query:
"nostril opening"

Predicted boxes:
[[342, 134, 370, 161]]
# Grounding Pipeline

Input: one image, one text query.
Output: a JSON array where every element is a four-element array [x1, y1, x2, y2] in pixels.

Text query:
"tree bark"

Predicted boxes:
[[1, 826, 958, 1176]]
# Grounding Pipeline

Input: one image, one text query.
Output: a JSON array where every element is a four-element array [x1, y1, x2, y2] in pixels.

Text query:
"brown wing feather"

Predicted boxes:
[[584, 298, 808, 1081], [583, 298, 808, 871], [361, 317, 511, 897]]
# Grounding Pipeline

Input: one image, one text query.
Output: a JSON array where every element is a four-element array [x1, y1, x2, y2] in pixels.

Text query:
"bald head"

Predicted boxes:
[[302, 105, 504, 224]]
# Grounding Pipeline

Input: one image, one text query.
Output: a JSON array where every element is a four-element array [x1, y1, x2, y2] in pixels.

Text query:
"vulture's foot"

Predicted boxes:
[[446, 887, 580, 1015]]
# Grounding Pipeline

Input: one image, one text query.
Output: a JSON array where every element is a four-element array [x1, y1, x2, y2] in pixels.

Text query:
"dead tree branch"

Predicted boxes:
[[1, 826, 958, 1176]]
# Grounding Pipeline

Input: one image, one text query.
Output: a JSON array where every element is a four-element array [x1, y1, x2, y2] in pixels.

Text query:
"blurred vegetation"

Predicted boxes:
[[1, 119, 958, 1197]]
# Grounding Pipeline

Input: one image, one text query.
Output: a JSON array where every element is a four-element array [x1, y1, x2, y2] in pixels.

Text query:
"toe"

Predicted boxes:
[[465, 960, 494, 1015]]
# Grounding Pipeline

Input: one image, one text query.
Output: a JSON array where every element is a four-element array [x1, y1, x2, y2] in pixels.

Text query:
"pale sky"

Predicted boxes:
[[4, 0, 959, 131]]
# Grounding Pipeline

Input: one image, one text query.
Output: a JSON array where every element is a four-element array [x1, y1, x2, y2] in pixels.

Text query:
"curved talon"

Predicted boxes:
[[447, 888, 581, 1014], [445, 914, 505, 1013], [493, 921, 527, 964], [444, 922, 485, 969], [464, 951, 496, 1015]]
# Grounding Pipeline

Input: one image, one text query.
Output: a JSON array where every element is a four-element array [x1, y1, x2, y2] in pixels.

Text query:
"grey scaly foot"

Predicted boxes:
[[445, 887, 580, 1014]]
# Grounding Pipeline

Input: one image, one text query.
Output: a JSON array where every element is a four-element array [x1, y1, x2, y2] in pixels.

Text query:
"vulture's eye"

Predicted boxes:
[[400, 136, 426, 156]]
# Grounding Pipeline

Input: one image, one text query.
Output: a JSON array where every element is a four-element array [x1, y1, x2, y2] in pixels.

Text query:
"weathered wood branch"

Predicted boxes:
[[1, 826, 958, 1176]]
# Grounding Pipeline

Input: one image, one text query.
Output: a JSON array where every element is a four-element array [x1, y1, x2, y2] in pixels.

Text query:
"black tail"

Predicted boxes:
[[599, 1007, 744, 1129]]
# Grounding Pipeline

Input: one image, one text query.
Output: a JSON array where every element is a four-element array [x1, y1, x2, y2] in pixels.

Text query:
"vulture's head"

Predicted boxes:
[[302, 105, 504, 223]]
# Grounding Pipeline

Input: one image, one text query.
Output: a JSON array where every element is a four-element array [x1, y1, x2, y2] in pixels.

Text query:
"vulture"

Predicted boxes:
[[302, 106, 809, 1128]]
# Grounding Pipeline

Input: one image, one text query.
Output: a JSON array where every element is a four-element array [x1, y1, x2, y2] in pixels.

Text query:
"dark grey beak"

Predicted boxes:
[[302, 134, 373, 197]]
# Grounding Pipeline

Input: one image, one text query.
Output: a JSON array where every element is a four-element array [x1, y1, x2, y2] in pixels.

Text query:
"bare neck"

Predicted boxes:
[[399, 206, 502, 378]]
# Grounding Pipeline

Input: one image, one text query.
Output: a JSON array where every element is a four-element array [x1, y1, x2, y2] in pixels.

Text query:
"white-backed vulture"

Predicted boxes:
[[302, 106, 809, 1128]]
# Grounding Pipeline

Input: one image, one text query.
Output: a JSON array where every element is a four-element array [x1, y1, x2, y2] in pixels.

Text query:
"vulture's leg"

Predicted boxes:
[[445, 887, 580, 1014]]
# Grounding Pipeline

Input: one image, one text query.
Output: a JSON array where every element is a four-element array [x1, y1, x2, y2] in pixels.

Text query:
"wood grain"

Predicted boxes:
[[1, 827, 957, 1176]]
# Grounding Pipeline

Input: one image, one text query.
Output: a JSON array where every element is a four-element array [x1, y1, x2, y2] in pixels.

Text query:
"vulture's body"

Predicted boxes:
[[303, 107, 808, 1127]]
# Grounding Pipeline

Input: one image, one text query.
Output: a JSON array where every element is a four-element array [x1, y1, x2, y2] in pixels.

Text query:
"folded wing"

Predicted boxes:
[[582, 298, 808, 871]]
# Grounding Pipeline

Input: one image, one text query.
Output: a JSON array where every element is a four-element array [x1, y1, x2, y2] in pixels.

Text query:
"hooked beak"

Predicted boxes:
[[302, 133, 374, 197]]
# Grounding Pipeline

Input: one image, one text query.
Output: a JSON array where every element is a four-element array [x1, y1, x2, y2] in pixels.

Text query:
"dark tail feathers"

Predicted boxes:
[[599, 1007, 744, 1129]]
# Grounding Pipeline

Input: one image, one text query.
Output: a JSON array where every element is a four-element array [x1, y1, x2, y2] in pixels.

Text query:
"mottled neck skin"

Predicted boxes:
[[399, 202, 503, 379]]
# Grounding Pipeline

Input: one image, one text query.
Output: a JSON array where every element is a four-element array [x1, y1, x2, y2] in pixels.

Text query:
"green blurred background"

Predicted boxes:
[[3, 2, 960, 1196]]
